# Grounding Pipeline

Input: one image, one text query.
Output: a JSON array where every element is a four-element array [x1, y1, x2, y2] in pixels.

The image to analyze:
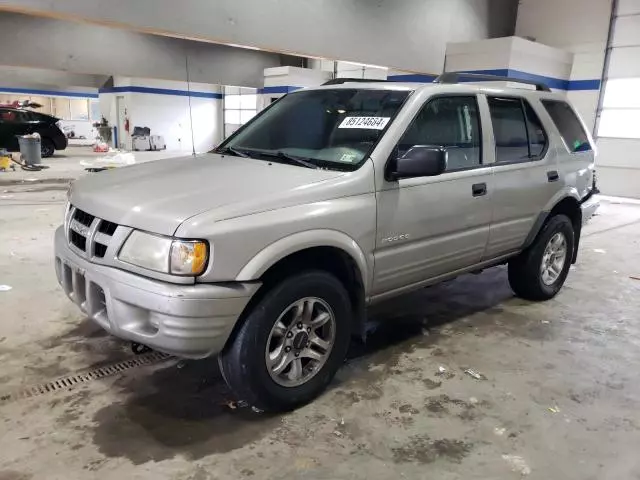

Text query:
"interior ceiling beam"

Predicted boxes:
[[0, 0, 520, 73]]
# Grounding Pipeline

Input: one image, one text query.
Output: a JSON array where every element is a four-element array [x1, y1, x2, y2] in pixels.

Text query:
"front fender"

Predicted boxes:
[[235, 229, 371, 293]]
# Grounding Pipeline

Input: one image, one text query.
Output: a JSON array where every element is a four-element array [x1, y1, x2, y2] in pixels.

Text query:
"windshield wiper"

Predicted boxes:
[[215, 146, 252, 158], [252, 150, 319, 169]]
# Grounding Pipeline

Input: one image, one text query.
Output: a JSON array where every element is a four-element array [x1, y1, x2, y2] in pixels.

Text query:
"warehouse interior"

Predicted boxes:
[[1, 1, 639, 478]]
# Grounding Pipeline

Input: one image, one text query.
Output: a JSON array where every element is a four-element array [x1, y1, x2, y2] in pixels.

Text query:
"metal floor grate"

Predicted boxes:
[[0, 351, 172, 404]]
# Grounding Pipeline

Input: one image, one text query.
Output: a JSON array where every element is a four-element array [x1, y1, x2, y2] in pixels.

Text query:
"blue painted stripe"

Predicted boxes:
[[566, 79, 601, 91], [98, 86, 223, 99], [502, 69, 569, 90], [0, 86, 98, 98], [387, 69, 601, 91], [258, 86, 303, 94]]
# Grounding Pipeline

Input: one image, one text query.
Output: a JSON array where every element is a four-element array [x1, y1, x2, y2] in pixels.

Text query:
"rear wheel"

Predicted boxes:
[[508, 214, 574, 301], [41, 138, 55, 158], [219, 271, 352, 412]]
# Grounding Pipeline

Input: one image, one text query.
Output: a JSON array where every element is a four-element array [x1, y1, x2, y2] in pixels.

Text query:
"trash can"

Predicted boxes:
[[18, 135, 42, 165]]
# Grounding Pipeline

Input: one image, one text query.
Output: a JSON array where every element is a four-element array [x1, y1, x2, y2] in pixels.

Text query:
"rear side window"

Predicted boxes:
[[0, 110, 31, 122], [0, 110, 17, 122], [523, 101, 547, 157], [542, 100, 591, 152], [488, 97, 548, 163], [488, 97, 529, 163]]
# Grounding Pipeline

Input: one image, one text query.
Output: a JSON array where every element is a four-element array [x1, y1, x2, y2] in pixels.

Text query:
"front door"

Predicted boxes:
[[373, 95, 493, 297]]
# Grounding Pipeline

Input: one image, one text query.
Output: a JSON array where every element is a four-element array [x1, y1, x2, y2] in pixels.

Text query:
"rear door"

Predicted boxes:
[[373, 94, 493, 296], [483, 96, 563, 259], [540, 99, 595, 200]]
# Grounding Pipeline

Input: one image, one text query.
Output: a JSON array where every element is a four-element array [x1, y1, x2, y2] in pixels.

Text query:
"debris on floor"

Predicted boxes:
[[464, 368, 486, 380], [630, 276, 640, 281], [469, 397, 479, 404], [80, 152, 136, 171], [437, 366, 447, 374], [494, 427, 506, 436], [593, 248, 607, 254], [0, 285, 12, 292], [502, 454, 532, 475], [548, 406, 561, 414]]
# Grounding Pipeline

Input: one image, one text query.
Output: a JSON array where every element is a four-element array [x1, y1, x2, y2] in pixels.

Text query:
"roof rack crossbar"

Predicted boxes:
[[322, 78, 390, 86], [434, 72, 551, 92]]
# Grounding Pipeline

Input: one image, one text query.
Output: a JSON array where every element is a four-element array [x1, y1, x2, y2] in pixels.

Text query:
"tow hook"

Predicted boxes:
[[131, 342, 152, 355]]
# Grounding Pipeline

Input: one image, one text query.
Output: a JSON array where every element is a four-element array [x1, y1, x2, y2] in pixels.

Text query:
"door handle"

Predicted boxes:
[[547, 170, 559, 182], [472, 183, 487, 197]]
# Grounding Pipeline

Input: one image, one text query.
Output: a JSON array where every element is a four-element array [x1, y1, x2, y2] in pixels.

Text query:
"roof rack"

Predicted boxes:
[[322, 78, 389, 86], [434, 72, 551, 92]]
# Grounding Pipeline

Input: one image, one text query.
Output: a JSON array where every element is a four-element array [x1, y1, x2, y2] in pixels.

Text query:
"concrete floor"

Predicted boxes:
[[0, 145, 182, 186], [1, 162, 640, 478]]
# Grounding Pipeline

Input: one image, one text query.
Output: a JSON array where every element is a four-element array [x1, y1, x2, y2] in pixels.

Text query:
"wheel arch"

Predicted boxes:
[[234, 230, 370, 341], [524, 195, 582, 263]]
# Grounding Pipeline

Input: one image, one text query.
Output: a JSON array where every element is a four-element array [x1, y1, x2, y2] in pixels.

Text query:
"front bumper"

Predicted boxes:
[[54, 227, 259, 358]]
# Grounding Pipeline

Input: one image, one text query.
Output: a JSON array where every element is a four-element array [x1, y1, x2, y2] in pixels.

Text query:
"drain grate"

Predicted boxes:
[[0, 351, 172, 404]]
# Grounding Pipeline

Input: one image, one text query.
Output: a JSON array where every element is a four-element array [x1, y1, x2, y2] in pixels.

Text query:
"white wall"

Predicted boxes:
[[445, 36, 573, 92], [99, 77, 223, 153], [0, 0, 518, 73], [516, 0, 612, 133], [308, 60, 389, 80]]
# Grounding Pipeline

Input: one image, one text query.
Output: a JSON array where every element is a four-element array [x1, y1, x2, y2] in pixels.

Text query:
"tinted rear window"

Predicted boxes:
[[542, 100, 591, 153], [488, 97, 529, 163]]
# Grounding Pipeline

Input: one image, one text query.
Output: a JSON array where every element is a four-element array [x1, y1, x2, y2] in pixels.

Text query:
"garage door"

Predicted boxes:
[[596, 0, 640, 198]]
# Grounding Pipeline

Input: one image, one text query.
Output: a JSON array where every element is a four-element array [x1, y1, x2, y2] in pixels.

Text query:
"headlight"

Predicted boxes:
[[119, 231, 209, 276]]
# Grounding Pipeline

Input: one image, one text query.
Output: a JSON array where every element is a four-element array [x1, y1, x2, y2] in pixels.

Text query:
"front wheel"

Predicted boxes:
[[219, 271, 352, 412], [508, 214, 574, 301]]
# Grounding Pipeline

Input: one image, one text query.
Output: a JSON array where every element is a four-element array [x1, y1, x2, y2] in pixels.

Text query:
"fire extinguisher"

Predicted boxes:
[[124, 116, 130, 133]]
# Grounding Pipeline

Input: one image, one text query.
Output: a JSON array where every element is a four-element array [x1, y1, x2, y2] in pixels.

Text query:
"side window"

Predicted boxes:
[[487, 97, 529, 163], [542, 100, 592, 152], [0, 110, 17, 122], [523, 100, 548, 157], [397, 96, 481, 171]]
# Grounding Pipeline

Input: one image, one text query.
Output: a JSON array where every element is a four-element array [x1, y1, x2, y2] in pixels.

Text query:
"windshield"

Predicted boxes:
[[215, 88, 411, 171]]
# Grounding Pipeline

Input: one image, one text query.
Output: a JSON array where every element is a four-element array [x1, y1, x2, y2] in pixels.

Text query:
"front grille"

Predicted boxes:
[[94, 243, 108, 258], [98, 220, 118, 236], [67, 206, 119, 259], [70, 230, 87, 251], [74, 209, 95, 227]]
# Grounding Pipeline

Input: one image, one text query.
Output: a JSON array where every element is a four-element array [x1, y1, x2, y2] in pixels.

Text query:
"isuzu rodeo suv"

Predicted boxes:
[[55, 73, 599, 411]]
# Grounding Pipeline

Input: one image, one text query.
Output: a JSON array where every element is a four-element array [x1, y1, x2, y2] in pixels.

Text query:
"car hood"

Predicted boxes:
[[69, 153, 347, 236]]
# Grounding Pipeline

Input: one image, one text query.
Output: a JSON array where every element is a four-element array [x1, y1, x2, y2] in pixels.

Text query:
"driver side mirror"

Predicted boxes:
[[387, 145, 447, 180]]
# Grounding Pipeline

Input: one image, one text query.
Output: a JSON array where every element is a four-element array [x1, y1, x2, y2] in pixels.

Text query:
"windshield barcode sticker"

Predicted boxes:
[[338, 116, 390, 130]]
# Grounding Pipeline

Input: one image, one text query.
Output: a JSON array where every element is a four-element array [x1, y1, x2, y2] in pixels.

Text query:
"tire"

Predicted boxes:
[[41, 138, 55, 158], [219, 270, 352, 412], [508, 214, 574, 301]]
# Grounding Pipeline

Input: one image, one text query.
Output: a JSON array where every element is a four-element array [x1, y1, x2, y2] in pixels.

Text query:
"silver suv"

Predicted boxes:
[[55, 74, 599, 411]]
